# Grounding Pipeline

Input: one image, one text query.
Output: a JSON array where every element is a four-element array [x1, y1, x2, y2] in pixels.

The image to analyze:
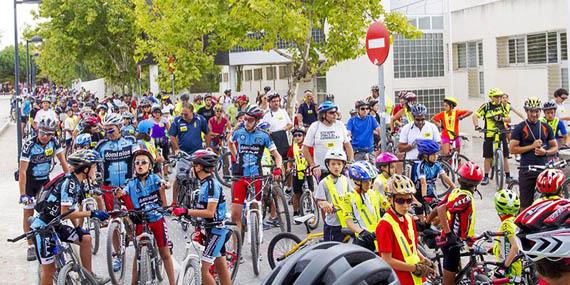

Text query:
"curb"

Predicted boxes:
[[0, 121, 10, 136]]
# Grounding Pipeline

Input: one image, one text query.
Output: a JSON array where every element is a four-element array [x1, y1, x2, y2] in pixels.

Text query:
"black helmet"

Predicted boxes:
[[291, 127, 306, 136], [264, 86, 271, 93], [67, 149, 101, 169], [267, 91, 280, 101], [355, 100, 369, 109], [180, 94, 190, 101], [190, 149, 218, 168], [263, 242, 399, 285]]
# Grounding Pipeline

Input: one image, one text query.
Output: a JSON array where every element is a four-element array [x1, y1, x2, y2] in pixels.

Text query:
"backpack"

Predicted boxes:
[[34, 172, 67, 212]]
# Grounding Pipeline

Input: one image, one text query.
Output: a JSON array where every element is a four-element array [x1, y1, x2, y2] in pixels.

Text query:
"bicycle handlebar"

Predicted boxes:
[[436, 231, 503, 248], [518, 159, 570, 171], [7, 208, 76, 243]]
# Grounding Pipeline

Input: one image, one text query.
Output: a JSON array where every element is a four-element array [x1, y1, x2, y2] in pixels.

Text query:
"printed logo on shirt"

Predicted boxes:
[[44, 148, 54, 156], [320, 130, 340, 140], [180, 125, 188, 132], [307, 110, 313, 114], [423, 132, 431, 138], [326, 142, 336, 149]]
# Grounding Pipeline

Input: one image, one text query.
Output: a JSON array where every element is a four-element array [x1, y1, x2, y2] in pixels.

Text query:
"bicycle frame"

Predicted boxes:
[[277, 232, 324, 262], [244, 182, 264, 245]]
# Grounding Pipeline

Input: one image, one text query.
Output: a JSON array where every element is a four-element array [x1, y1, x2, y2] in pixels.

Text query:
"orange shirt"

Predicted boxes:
[[432, 109, 469, 139]]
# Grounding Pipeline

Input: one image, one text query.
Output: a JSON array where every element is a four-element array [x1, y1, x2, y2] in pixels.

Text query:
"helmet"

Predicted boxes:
[[514, 199, 570, 261], [371, 85, 379, 91], [457, 161, 484, 186], [387, 174, 416, 195], [318, 101, 338, 113], [132, 146, 154, 166], [224, 89, 231, 94], [368, 99, 379, 107], [488, 88, 505, 98], [161, 94, 170, 100], [524, 97, 542, 110], [417, 139, 441, 156], [204, 93, 212, 99], [194, 94, 203, 101], [151, 105, 162, 113], [536, 169, 566, 194], [410, 104, 428, 117], [349, 109, 357, 116], [291, 127, 305, 136], [236, 95, 249, 102], [41, 96, 50, 103], [264, 86, 271, 93], [402, 91, 417, 101], [189, 149, 218, 168], [542, 100, 557, 111], [443, 96, 458, 107], [82, 117, 99, 128], [180, 94, 190, 101], [324, 148, 347, 165], [38, 118, 57, 133], [375, 152, 398, 166], [122, 112, 134, 120], [96, 104, 108, 111], [257, 121, 271, 132], [245, 105, 264, 120], [140, 99, 151, 107], [354, 100, 368, 109], [262, 242, 399, 285], [494, 189, 520, 215], [348, 161, 378, 181], [138, 120, 154, 135], [267, 92, 280, 101], [102, 113, 122, 126], [75, 133, 92, 147], [67, 149, 101, 169]]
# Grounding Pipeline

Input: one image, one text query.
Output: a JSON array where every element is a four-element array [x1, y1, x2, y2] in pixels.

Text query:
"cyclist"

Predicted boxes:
[[64, 106, 79, 152], [492, 189, 522, 284], [304, 101, 354, 181], [391, 91, 417, 131], [509, 97, 557, 209], [149, 105, 170, 175], [431, 96, 472, 156], [473, 88, 512, 185], [228, 105, 283, 232], [18, 118, 70, 261], [31, 149, 110, 285], [193, 94, 205, 112], [296, 90, 318, 127], [343, 161, 382, 252], [198, 93, 216, 122], [137, 99, 152, 121], [377, 174, 435, 285], [346, 100, 381, 161], [428, 161, 483, 285], [120, 112, 136, 137], [541, 100, 568, 148], [221, 89, 232, 112], [96, 103, 108, 121], [553, 88, 570, 121], [137, 119, 164, 174], [534, 169, 565, 204], [315, 148, 352, 242], [374, 152, 398, 211], [174, 93, 190, 116], [74, 133, 93, 151], [33, 96, 58, 131], [263, 92, 293, 160], [172, 150, 231, 285], [115, 148, 175, 285], [286, 127, 314, 221], [399, 104, 441, 160], [208, 104, 229, 154]]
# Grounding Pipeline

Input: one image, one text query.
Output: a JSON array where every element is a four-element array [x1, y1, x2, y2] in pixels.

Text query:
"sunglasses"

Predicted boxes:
[[326, 111, 337, 115], [293, 133, 304, 137], [135, 160, 150, 166], [360, 107, 369, 111], [39, 131, 54, 137], [244, 117, 256, 123], [215, 110, 222, 113], [394, 198, 414, 205]]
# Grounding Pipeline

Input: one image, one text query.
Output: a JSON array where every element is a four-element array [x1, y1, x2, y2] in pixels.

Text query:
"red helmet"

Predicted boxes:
[[83, 117, 99, 128], [236, 95, 249, 103], [457, 161, 483, 185], [536, 169, 565, 194]]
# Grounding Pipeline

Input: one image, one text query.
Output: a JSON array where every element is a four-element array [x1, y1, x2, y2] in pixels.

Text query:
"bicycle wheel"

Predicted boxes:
[[138, 245, 152, 284], [56, 263, 83, 285], [507, 180, 520, 197], [106, 221, 126, 285], [494, 148, 505, 189], [224, 228, 242, 282], [299, 190, 320, 230], [272, 184, 292, 232], [183, 256, 201, 285], [434, 161, 455, 199], [250, 212, 260, 276], [267, 232, 302, 269], [214, 152, 232, 188], [152, 244, 165, 282], [85, 217, 100, 255]]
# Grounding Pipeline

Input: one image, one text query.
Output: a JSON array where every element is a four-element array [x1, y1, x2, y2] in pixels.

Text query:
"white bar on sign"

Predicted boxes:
[[368, 38, 386, 49]]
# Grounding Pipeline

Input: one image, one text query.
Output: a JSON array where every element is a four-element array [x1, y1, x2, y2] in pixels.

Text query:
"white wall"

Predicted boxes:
[[73, 78, 106, 98]]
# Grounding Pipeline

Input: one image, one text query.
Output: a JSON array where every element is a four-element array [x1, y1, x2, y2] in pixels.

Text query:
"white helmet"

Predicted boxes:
[[102, 113, 122, 126], [324, 148, 347, 165]]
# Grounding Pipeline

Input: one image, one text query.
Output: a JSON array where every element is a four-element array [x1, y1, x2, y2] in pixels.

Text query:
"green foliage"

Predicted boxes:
[[0, 45, 35, 84]]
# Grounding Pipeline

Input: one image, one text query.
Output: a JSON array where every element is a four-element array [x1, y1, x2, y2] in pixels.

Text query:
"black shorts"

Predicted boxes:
[[31, 222, 81, 264], [483, 135, 509, 159], [519, 169, 540, 209], [292, 175, 314, 194], [442, 244, 461, 272], [26, 178, 49, 197], [323, 223, 346, 242]]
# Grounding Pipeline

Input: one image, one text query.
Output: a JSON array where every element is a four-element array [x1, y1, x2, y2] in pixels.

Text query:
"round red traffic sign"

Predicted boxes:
[[365, 22, 390, 65]]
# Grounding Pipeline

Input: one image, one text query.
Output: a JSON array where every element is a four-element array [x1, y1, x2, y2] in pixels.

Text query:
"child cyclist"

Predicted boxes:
[[427, 161, 484, 285], [377, 174, 435, 285], [541, 101, 569, 148], [431, 96, 472, 156], [172, 150, 231, 285], [315, 148, 353, 242], [493, 189, 522, 284], [74, 133, 92, 150], [343, 161, 383, 251], [374, 152, 399, 211], [534, 169, 566, 204], [115, 148, 175, 285], [287, 127, 315, 221]]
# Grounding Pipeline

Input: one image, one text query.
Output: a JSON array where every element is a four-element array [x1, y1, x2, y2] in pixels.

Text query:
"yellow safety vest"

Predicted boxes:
[[293, 143, 307, 179], [540, 117, 559, 136], [443, 110, 457, 139], [344, 190, 383, 249], [446, 188, 476, 237], [374, 174, 391, 210], [142, 140, 157, 160], [382, 212, 422, 285], [324, 175, 351, 228], [405, 108, 414, 124]]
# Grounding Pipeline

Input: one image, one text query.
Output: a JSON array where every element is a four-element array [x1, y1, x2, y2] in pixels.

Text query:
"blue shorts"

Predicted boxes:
[[323, 223, 346, 242], [202, 227, 229, 263], [31, 218, 83, 264]]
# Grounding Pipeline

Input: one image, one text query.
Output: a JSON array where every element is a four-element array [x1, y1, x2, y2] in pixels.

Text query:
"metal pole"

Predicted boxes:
[[447, 0, 454, 97], [171, 73, 175, 97], [567, 0, 570, 90], [25, 41, 29, 90], [378, 64, 387, 151], [14, 0, 23, 162]]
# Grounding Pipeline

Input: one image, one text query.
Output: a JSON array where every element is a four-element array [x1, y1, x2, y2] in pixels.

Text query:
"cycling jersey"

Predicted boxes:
[[123, 173, 164, 223], [492, 216, 522, 283], [412, 161, 444, 197], [440, 188, 475, 239], [169, 114, 208, 155], [539, 117, 566, 139], [432, 109, 470, 140], [475, 102, 509, 138], [197, 176, 227, 223], [95, 135, 137, 187], [120, 124, 136, 137], [37, 173, 82, 223], [21, 136, 63, 181], [230, 127, 276, 177]]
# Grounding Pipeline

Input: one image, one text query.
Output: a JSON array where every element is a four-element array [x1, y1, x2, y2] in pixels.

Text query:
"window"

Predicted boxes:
[[254, 68, 263, 81], [508, 37, 525, 64], [548, 32, 558, 63], [418, 17, 431, 30], [394, 33, 444, 78], [457, 43, 467, 69], [456, 41, 482, 69], [478, 42, 483, 66], [279, 65, 291, 79], [507, 31, 567, 65], [222, 73, 229, 82], [562, 33, 567, 61], [527, 33, 547, 64], [479, 71, 485, 96], [563, 68, 569, 90], [432, 16, 444, 30], [394, 89, 445, 117], [244, 70, 252, 81], [467, 42, 477, 67], [266, 66, 276, 80], [315, 72, 327, 104]]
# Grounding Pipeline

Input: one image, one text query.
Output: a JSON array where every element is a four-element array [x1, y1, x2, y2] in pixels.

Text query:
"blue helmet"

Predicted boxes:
[[410, 104, 428, 117], [318, 101, 338, 113], [138, 120, 154, 135], [417, 139, 441, 155], [75, 133, 92, 147], [349, 161, 378, 181], [257, 121, 271, 132]]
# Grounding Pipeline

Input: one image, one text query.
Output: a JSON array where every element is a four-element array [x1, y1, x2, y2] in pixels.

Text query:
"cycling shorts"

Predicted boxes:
[[101, 185, 117, 211], [442, 244, 461, 272], [441, 136, 461, 149], [135, 218, 169, 248], [231, 178, 262, 205], [31, 218, 81, 264], [202, 227, 229, 264], [483, 135, 509, 158], [25, 178, 49, 209], [292, 175, 314, 194]]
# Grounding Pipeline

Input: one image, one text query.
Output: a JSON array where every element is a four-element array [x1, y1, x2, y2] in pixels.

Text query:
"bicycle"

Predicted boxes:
[[81, 184, 102, 255], [170, 150, 201, 209], [509, 159, 570, 199], [213, 132, 233, 188], [438, 130, 470, 182], [283, 163, 319, 230], [477, 128, 511, 189], [402, 159, 456, 199], [105, 189, 135, 285]]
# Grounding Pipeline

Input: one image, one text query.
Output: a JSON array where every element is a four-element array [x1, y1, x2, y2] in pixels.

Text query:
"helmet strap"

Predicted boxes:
[[391, 200, 406, 217]]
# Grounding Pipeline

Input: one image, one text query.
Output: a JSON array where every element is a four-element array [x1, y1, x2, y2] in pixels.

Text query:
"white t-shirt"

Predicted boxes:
[[64, 115, 79, 140], [34, 109, 58, 123], [314, 176, 353, 226], [263, 108, 292, 132], [399, 121, 441, 160], [304, 120, 350, 169], [556, 102, 567, 119]]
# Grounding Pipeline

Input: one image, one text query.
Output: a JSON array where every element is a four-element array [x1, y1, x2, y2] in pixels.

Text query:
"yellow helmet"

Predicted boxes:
[[443, 96, 458, 107], [488, 88, 505, 98], [387, 174, 416, 195], [524, 97, 542, 110], [214, 104, 223, 112]]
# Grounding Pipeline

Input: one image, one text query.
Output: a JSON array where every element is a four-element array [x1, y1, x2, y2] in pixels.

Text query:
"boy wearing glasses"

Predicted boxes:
[[287, 128, 314, 221], [346, 100, 381, 161]]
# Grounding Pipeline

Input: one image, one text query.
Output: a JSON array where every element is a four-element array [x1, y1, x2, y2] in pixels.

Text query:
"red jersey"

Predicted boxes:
[[440, 190, 474, 240], [432, 109, 469, 139]]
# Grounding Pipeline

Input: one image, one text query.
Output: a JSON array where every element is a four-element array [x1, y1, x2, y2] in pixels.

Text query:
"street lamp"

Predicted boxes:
[[13, 0, 42, 162], [26, 35, 42, 90]]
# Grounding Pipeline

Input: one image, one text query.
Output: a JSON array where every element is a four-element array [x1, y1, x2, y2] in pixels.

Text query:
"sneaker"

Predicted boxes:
[[93, 273, 111, 284], [481, 177, 490, 185], [269, 217, 280, 227], [239, 256, 245, 264], [263, 221, 272, 230], [27, 246, 36, 261], [293, 213, 301, 225], [112, 258, 122, 273], [506, 176, 516, 184]]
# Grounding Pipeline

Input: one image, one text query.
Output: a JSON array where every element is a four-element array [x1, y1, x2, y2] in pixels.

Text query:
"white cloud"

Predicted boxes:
[[0, 2, 41, 49]]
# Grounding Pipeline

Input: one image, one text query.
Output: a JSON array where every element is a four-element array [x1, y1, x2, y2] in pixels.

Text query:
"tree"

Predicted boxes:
[[0, 45, 33, 85]]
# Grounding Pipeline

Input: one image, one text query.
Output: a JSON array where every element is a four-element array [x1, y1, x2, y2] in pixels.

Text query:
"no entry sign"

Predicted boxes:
[[366, 22, 390, 65]]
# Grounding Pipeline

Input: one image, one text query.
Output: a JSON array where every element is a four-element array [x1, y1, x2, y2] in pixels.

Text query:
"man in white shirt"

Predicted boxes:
[[263, 92, 292, 159], [398, 104, 441, 160], [554, 88, 570, 121], [33, 96, 58, 130]]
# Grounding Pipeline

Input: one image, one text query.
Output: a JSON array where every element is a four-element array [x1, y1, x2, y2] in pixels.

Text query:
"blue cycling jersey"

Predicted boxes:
[[39, 173, 82, 223], [20, 136, 63, 181], [197, 176, 226, 223], [121, 125, 136, 137], [346, 114, 379, 152], [230, 127, 276, 177], [412, 161, 444, 197], [124, 174, 164, 223], [95, 135, 136, 187]]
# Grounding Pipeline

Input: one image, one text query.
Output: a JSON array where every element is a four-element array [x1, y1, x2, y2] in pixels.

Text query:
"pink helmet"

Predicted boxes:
[[376, 152, 398, 166]]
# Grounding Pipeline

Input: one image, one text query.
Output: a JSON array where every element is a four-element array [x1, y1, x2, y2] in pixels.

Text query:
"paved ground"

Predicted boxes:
[[0, 97, 516, 284]]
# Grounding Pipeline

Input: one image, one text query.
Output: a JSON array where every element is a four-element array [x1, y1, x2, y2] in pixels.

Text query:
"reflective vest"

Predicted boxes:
[[345, 190, 383, 233], [404, 108, 414, 125], [141, 140, 157, 160], [382, 212, 422, 285], [324, 175, 350, 228], [293, 143, 307, 179], [540, 117, 559, 136], [374, 174, 390, 210], [447, 188, 476, 237], [443, 110, 457, 139]]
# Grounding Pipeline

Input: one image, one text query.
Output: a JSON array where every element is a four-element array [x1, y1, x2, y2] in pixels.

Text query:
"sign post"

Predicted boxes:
[[366, 21, 391, 151]]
